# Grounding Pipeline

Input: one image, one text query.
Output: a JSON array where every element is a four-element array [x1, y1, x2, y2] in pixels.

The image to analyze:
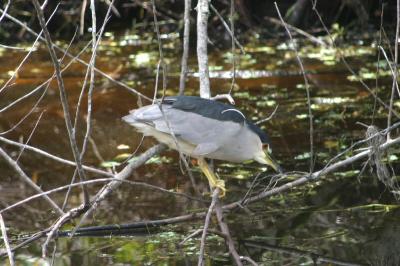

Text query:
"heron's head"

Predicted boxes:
[[253, 143, 282, 173], [247, 123, 282, 173]]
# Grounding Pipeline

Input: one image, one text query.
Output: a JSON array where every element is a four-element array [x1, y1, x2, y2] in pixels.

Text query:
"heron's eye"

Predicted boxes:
[[262, 144, 272, 153]]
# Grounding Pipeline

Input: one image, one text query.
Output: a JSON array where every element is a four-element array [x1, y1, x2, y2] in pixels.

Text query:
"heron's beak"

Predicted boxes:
[[255, 151, 282, 173]]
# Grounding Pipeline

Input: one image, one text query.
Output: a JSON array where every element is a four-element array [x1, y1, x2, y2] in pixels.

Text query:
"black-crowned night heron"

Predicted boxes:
[[122, 96, 280, 196]]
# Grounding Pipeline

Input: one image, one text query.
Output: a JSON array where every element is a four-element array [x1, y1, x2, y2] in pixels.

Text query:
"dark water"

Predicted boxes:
[[0, 34, 399, 265]]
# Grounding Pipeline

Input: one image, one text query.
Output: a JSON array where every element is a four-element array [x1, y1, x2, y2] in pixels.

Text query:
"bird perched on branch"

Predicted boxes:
[[123, 95, 281, 197]]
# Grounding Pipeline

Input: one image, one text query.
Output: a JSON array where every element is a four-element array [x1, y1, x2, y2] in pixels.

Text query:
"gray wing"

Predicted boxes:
[[123, 104, 243, 151]]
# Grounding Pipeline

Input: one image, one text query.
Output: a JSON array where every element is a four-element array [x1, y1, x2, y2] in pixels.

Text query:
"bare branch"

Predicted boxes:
[[0, 213, 14, 266], [179, 0, 191, 95], [229, 0, 237, 95], [0, 4, 59, 95], [255, 104, 279, 125], [70, 144, 167, 236], [151, 0, 167, 99], [209, 3, 245, 54], [309, 1, 400, 119], [198, 188, 219, 266], [229, 136, 400, 209], [79, 0, 114, 163], [196, 0, 211, 98], [264, 16, 327, 46], [15, 111, 44, 162], [387, 0, 400, 139], [274, 2, 314, 173], [0, 0, 10, 23], [210, 94, 235, 105], [0, 84, 48, 136], [0, 147, 63, 215], [1, 176, 202, 215], [31, 0, 90, 205], [42, 206, 81, 257], [215, 198, 243, 266], [0, 136, 112, 177], [0, 35, 93, 114], [79, 0, 88, 35], [0, 8, 151, 102]]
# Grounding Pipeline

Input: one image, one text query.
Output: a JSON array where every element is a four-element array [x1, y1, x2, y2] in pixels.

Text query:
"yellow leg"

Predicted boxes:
[[197, 158, 226, 197]]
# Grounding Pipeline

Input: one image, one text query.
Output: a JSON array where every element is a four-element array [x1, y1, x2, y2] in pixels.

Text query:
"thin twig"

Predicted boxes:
[[255, 104, 279, 125], [151, 0, 167, 99], [61, 170, 78, 211], [78, 0, 113, 164], [210, 94, 235, 105], [15, 111, 44, 162], [215, 198, 243, 266], [42, 207, 82, 257], [0, 176, 202, 215], [153, 60, 161, 103], [70, 144, 167, 236], [179, 0, 191, 95], [230, 137, 400, 209], [104, 0, 120, 17], [0, 83, 48, 136], [274, 2, 314, 173], [0, 213, 14, 266], [0, 9, 151, 102], [0, 33, 94, 114], [0, 0, 10, 23], [63, 0, 111, 213], [32, 0, 90, 205], [309, 1, 400, 119], [264, 16, 327, 46], [0, 136, 112, 177], [229, 0, 237, 95], [10, 29, 81, 125], [179, 229, 203, 245], [372, 2, 385, 124], [150, 0, 201, 196], [387, 0, 400, 140], [198, 188, 219, 266], [156, 104, 202, 197], [0, 147, 63, 215], [209, 3, 245, 55], [378, 46, 400, 99], [0, 4, 60, 95], [0, 44, 26, 50]]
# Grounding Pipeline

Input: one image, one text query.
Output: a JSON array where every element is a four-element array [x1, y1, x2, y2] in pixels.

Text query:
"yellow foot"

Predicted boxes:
[[208, 178, 226, 198], [197, 157, 227, 198], [212, 179, 226, 198]]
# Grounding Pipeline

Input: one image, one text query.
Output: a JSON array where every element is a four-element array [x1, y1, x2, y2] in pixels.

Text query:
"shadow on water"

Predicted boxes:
[[0, 33, 399, 265]]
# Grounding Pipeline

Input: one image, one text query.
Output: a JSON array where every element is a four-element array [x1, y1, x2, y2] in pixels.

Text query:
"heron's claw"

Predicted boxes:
[[211, 179, 226, 198]]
